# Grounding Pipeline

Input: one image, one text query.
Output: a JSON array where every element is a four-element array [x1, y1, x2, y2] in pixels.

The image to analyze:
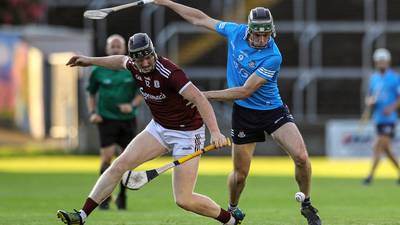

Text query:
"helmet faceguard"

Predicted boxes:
[[248, 7, 276, 38], [128, 33, 157, 73]]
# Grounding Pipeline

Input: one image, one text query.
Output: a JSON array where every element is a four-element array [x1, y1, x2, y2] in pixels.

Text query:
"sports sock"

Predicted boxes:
[[302, 197, 311, 207], [225, 216, 236, 225], [82, 197, 99, 216], [216, 208, 233, 224], [78, 210, 87, 221], [119, 181, 126, 196], [228, 203, 237, 211]]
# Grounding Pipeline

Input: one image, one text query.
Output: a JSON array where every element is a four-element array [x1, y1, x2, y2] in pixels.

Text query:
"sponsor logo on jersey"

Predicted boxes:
[[139, 87, 166, 101]]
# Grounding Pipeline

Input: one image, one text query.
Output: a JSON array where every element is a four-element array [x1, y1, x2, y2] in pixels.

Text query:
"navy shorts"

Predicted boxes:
[[98, 118, 137, 148], [231, 103, 295, 144], [376, 123, 395, 138]]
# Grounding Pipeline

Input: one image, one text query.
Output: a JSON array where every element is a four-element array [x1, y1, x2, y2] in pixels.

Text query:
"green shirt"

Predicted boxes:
[[86, 66, 138, 120]]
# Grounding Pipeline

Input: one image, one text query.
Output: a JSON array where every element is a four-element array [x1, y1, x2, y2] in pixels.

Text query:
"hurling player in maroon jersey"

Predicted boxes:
[[57, 33, 240, 225]]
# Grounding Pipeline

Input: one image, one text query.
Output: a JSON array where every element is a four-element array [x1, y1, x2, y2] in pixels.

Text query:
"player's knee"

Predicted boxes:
[[108, 160, 129, 176], [234, 169, 249, 184], [293, 150, 309, 167], [175, 196, 194, 211]]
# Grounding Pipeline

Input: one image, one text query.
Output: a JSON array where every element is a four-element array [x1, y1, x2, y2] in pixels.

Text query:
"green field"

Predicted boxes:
[[1, 157, 400, 225]]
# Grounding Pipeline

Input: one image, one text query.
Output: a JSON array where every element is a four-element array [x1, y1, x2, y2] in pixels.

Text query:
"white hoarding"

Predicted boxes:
[[326, 119, 400, 157]]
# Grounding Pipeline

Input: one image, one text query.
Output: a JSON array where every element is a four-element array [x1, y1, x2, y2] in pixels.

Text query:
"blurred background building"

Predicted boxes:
[[1, 0, 400, 156]]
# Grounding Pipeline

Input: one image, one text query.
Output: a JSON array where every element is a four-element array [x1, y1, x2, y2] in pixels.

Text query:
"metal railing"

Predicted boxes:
[[147, 0, 399, 122], [45, 0, 399, 122]]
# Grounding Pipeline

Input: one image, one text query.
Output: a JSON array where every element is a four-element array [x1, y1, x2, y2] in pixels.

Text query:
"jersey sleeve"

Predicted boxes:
[[124, 56, 138, 73], [168, 69, 191, 94], [254, 55, 282, 82], [215, 21, 240, 38], [396, 76, 400, 97], [86, 67, 99, 95]]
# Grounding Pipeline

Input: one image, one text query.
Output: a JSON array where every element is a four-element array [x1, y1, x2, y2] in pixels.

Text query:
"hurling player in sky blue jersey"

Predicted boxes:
[[154, 1, 321, 225], [363, 48, 400, 185]]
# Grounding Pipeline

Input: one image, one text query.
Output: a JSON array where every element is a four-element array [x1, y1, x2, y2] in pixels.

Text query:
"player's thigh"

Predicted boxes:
[[271, 122, 308, 158], [232, 143, 256, 173], [172, 156, 200, 199], [112, 130, 167, 170]]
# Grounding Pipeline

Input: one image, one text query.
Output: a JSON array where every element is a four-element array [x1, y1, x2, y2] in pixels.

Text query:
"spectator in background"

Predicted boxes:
[[363, 48, 400, 185], [86, 34, 142, 209]]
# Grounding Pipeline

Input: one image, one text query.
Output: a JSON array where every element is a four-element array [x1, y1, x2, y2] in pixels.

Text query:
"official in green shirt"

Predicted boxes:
[[86, 34, 142, 210]]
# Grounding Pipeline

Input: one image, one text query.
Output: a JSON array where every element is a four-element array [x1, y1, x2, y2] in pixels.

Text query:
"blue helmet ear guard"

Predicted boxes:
[[248, 7, 276, 37], [128, 33, 156, 60]]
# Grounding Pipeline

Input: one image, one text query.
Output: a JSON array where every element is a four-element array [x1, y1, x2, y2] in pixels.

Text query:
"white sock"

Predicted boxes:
[[79, 210, 87, 221], [228, 204, 237, 211], [225, 215, 236, 225]]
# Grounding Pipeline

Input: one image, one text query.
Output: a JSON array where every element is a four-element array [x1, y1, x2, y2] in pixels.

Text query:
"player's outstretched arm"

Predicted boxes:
[[204, 73, 267, 101], [66, 55, 127, 70], [153, 0, 219, 31], [180, 83, 227, 148]]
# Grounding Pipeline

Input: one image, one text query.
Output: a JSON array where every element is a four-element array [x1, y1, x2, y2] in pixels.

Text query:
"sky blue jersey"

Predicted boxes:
[[368, 69, 400, 124], [215, 21, 283, 110]]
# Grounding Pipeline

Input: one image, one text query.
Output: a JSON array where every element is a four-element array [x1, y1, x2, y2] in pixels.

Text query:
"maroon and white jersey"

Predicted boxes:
[[124, 56, 203, 131]]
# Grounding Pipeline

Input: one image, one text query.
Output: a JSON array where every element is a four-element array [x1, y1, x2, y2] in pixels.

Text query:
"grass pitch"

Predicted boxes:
[[0, 156, 399, 225]]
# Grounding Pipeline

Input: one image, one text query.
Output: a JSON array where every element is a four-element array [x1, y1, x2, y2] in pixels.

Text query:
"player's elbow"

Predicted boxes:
[[188, 92, 204, 106], [191, 12, 208, 26], [238, 88, 252, 100]]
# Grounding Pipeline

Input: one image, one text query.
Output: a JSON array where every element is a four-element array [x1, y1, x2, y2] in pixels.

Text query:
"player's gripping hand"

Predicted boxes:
[[66, 55, 92, 67], [210, 131, 227, 148]]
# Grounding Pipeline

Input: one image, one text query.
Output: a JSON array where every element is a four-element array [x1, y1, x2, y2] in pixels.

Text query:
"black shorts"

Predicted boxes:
[[97, 118, 137, 148], [376, 123, 395, 138], [231, 103, 295, 144]]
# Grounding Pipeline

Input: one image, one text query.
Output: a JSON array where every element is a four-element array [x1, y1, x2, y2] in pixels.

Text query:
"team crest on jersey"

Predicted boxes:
[[154, 80, 160, 88], [248, 60, 256, 68]]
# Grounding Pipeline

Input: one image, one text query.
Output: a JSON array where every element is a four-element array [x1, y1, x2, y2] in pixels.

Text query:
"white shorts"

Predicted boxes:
[[144, 120, 205, 156]]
